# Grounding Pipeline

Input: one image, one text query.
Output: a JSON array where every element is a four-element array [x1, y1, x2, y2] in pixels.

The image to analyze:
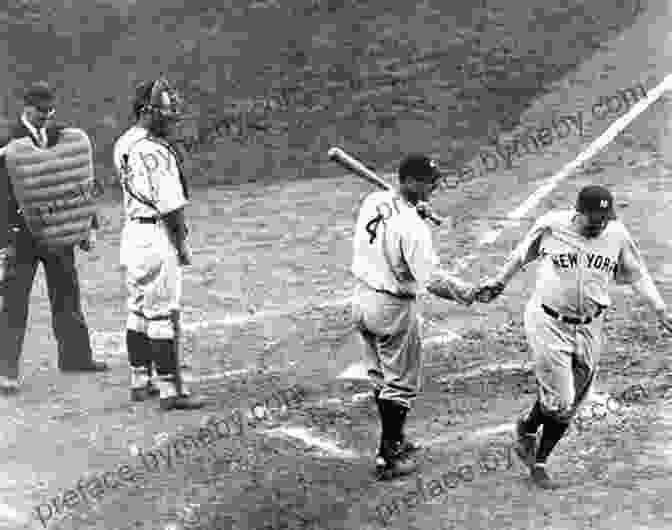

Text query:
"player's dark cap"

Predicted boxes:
[[576, 185, 617, 220], [399, 154, 442, 184], [23, 81, 56, 107]]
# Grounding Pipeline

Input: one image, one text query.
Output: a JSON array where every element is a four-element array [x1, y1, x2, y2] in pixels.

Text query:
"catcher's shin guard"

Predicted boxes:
[[127, 330, 158, 401]]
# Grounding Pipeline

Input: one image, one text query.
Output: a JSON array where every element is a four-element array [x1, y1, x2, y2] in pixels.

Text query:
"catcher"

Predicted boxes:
[[475, 185, 672, 488], [351, 153, 475, 480], [113, 76, 204, 411]]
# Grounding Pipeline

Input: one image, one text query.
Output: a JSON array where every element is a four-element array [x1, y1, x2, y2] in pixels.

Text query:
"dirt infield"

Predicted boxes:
[[1, 1, 671, 530]]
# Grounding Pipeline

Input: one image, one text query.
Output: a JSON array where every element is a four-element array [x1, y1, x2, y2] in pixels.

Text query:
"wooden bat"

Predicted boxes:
[[327, 147, 443, 226]]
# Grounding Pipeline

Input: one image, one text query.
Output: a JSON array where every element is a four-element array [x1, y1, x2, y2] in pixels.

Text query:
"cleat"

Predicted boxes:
[[398, 437, 422, 456], [160, 393, 205, 411], [130, 381, 160, 402], [515, 418, 538, 471], [530, 464, 555, 490], [374, 441, 418, 481]]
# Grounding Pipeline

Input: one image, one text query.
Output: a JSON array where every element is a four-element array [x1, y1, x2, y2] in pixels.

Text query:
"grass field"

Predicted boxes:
[[2, 1, 671, 529]]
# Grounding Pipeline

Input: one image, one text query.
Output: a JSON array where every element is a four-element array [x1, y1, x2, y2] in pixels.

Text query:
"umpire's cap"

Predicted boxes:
[[576, 185, 617, 220], [23, 81, 56, 107], [399, 154, 442, 184]]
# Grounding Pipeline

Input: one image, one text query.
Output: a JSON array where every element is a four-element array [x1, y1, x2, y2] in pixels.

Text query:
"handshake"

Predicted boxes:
[[427, 272, 506, 306]]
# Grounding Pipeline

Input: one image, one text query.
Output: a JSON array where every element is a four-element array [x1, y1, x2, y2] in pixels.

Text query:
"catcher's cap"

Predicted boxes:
[[133, 76, 184, 120], [399, 154, 442, 184], [23, 81, 55, 107], [576, 185, 617, 220]]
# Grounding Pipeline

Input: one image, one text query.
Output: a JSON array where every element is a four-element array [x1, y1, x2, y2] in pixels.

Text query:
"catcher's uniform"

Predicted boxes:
[[514, 209, 651, 421], [351, 189, 439, 408], [114, 125, 187, 340]]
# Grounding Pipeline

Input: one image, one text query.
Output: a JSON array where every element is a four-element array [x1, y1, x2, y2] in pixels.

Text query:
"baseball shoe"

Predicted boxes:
[[130, 381, 160, 402], [374, 440, 418, 481], [398, 436, 422, 455], [514, 418, 538, 471], [530, 464, 555, 490], [60, 360, 109, 373], [0, 376, 20, 395], [159, 393, 205, 411]]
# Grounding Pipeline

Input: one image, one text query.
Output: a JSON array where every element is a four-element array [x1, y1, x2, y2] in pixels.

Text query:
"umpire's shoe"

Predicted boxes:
[[530, 463, 555, 489], [514, 418, 538, 471], [60, 360, 109, 373], [0, 376, 20, 395], [375, 440, 418, 480]]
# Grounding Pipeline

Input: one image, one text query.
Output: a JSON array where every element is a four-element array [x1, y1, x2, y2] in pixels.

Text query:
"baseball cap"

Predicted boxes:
[[23, 81, 55, 108], [576, 185, 617, 220], [398, 154, 442, 183]]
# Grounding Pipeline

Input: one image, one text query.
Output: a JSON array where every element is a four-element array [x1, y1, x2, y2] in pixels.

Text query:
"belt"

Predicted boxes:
[[372, 286, 417, 300], [131, 217, 158, 224], [541, 304, 603, 325]]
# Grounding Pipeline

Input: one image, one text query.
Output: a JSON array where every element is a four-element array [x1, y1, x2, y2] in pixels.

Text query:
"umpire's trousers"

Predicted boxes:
[[0, 227, 94, 378]]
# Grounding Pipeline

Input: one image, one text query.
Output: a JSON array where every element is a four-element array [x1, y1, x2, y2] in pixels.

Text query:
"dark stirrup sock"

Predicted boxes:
[[536, 415, 570, 463], [520, 399, 545, 434]]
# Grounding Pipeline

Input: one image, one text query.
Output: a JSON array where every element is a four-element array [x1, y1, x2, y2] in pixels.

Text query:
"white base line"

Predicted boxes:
[[479, 73, 672, 246], [263, 426, 360, 459]]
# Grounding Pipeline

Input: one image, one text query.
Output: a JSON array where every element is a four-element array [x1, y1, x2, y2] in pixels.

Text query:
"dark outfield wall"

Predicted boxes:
[[0, 0, 643, 195]]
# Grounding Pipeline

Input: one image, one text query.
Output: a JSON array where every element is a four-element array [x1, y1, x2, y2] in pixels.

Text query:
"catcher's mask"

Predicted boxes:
[[133, 76, 184, 121]]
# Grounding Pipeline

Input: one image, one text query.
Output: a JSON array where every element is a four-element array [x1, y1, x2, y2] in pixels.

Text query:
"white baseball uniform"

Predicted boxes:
[[513, 209, 652, 420], [351, 189, 439, 408], [114, 125, 187, 340]]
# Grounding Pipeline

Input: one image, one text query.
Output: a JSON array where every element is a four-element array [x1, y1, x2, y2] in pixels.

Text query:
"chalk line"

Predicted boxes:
[[479, 73, 672, 246], [263, 426, 360, 459]]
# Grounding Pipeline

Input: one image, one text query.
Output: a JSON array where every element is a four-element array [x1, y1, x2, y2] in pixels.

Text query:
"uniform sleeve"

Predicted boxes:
[[511, 214, 550, 266], [614, 227, 649, 285], [401, 223, 440, 287], [138, 142, 188, 215]]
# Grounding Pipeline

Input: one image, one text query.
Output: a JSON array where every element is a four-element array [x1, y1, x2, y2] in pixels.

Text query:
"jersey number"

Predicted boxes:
[[366, 198, 401, 244]]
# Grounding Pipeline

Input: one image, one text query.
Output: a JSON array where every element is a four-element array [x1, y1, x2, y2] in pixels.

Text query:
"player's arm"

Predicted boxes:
[[149, 144, 191, 264], [477, 216, 548, 302], [616, 232, 666, 314], [402, 227, 475, 304]]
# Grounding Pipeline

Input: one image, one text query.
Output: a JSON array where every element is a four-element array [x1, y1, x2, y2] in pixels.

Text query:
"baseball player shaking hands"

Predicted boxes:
[[113, 76, 204, 411], [475, 185, 672, 489], [351, 154, 475, 480]]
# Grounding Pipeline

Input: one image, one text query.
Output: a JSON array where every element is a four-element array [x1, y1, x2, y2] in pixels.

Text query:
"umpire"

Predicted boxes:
[[0, 82, 107, 394]]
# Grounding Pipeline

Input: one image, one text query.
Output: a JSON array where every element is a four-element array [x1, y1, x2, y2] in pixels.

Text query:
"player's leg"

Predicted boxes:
[[372, 294, 422, 479], [523, 306, 577, 488], [352, 285, 419, 479], [148, 254, 204, 411], [123, 248, 159, 402]]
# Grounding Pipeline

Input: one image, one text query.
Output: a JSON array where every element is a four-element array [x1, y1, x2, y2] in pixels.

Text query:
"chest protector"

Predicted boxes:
[[5, 128, 98, 249]]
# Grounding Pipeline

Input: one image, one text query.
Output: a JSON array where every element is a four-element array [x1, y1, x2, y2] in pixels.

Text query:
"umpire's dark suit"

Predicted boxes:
[[0, 118, 106, 380]]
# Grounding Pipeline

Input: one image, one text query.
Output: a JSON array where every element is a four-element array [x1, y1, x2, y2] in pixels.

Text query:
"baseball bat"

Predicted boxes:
[[327, 147, 443, 226]]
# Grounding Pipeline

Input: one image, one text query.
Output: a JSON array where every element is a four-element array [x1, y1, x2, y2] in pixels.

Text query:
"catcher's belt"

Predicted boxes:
[[4, 128, 98, 249]]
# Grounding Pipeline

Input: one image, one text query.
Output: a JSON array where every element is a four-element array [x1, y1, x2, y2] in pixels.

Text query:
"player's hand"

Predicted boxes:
[[474, 278, 506, 303], [655, 308, 672, 333], [415, 201, 434, 220], [79, 230, 97, 252], [178, 244, 193, 267]]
